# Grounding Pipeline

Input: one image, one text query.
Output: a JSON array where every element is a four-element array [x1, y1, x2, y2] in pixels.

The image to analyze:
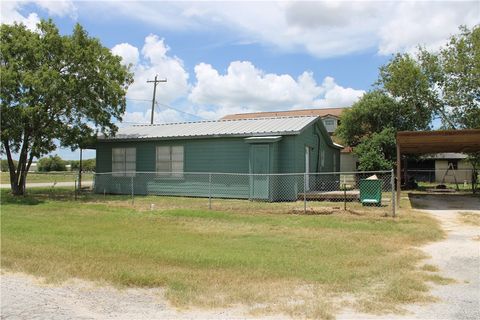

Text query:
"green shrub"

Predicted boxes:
[[1, 159, 18, 172], [70, 159, 95, 172], [37, 155, 67, 172]]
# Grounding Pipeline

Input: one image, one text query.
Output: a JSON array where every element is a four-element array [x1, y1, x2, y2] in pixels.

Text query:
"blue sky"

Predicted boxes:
[[2, 1, 478, 160]]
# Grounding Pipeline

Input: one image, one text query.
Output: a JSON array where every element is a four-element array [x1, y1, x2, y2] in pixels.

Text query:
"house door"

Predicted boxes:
[[305, 146, 310, 191], [250, 144, 269, 200]]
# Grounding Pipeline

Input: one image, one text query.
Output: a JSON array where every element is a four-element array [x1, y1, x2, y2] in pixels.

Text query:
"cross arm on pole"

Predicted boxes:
[[147, 75, 167, 124]]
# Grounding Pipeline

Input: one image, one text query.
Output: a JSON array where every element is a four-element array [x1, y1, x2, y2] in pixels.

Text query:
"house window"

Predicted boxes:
[[324, 119, 334, 126], [156, 146, 184, 177], [112, 148, 136, 177]]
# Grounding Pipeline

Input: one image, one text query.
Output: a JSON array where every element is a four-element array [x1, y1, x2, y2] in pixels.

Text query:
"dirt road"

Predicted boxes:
[[0, 181, 92, 189], [0, 272, 285, 320]]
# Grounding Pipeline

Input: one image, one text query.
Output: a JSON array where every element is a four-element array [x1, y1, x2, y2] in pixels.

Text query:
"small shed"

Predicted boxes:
[[94, 116, 341, 200]]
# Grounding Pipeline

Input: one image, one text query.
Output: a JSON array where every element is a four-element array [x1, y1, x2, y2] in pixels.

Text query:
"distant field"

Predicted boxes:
[[0, 172, 93, 184], [0, 188, 447, 319]]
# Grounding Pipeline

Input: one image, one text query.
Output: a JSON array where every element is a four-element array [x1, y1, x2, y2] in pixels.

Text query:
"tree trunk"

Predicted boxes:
[[3, 139, 28, 196]]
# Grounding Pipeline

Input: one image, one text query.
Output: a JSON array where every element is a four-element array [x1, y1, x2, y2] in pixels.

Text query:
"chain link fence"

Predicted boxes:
[[92, 170, 396, 216]]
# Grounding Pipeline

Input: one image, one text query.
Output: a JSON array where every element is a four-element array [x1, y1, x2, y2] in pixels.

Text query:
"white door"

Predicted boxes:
[[305, 146, 310, 191]]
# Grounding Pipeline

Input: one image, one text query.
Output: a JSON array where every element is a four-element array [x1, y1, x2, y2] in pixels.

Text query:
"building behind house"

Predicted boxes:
[[408, 153, 475, 184]]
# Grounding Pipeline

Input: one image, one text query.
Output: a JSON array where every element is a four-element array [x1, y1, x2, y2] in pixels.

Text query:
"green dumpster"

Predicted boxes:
[[359, 179, 382, 206]]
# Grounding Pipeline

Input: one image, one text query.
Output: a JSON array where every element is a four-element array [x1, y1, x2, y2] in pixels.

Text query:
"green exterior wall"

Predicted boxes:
[[94, 118, 340, 200]]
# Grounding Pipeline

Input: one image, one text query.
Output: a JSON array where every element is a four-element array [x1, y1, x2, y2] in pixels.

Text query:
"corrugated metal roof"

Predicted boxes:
[[221, 107, 346, 120], [100, 116, 319, 141]]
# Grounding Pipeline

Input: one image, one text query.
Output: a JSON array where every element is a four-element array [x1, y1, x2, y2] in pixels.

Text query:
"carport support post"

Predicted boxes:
[[391, 169, 395, 217], [208, 173, 212, 210]]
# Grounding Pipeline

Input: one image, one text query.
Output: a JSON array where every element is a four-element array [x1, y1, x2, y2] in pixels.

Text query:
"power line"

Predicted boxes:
[[156, 102, 205, 120], [126, 98, 151, 102], [125, 98, 206, 121]]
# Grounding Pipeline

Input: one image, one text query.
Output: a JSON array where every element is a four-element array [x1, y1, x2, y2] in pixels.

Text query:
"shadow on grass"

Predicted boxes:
[[408, 193, 480, 211], [0, 188, 108, 206], [1, 191, 45, 205]]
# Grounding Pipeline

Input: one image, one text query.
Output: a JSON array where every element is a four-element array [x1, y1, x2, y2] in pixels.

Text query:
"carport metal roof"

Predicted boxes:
[[395, 129, 480, 208], [397, 129, 480, 154]]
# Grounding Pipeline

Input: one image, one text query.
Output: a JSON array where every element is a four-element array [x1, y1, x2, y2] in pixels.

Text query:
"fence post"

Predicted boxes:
[[74, 178, 77, 200], [208, 173, 212, 210], [391, 169, 395, 217], [303, 173, 307, 214], [131, 176, 134, 205]]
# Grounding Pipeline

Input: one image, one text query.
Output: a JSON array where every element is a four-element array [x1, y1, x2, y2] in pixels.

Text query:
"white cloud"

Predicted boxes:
[[114, 35, 190, 107], [378, 1, 479, 54], [90, 1, 479, 57], [0, 0, 76, 30], [189, 61, 365, 116], [111, 43, 139, 67]]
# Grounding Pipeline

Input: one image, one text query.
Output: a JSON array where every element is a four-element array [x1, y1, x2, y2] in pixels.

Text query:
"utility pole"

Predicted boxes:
[[147, 75, 167, 124]]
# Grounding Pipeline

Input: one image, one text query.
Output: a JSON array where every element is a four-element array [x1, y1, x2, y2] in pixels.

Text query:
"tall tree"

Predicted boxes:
[[419, 25, 479, 192], [338, 25, 479, 172], [1, 20, 133, 195], [337, 88, 432, 171], [419, 25, 479, 129]]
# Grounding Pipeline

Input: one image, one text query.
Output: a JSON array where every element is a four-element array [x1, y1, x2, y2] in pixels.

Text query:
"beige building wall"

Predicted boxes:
[[340, 153, 357, 172], [434, 159, 473, 183]]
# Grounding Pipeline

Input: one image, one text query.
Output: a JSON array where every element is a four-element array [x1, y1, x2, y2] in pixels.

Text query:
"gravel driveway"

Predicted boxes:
[[339, 194, 480, 320]]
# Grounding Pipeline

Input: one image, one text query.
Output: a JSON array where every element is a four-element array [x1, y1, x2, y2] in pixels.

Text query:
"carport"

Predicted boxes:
[[396, 129, 480, 206]]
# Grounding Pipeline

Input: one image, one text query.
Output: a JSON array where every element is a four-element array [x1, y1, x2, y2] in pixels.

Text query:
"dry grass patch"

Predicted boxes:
[[1, 189, 444, 319], [421, 264, 439, 272]]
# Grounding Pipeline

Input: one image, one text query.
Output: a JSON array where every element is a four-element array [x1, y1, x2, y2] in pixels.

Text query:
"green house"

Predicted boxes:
[[94, 116, 342, 201]]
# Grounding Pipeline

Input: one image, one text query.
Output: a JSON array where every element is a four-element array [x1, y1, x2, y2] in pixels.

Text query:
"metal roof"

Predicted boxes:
[[396, 129, 480, 154], [221, 107, 346, 120], [100, 116, 319, 141]]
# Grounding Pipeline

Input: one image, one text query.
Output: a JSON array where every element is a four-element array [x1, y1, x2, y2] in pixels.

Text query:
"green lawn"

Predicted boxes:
[[0, 172, 93, 184], [0, 189, 446, 319]]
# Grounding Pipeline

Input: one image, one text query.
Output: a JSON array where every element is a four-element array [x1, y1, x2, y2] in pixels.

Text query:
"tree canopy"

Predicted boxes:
[[1, 20, 133, 194], [419, 26, 480, 129], [337, 25, 479, 171]]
